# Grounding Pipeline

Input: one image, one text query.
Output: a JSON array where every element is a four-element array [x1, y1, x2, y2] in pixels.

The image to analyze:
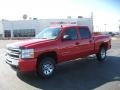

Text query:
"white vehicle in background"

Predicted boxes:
[[107, 32, 120, 37]]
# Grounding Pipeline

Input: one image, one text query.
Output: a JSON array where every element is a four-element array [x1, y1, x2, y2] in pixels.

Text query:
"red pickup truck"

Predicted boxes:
[[6, 26, 111, 78]]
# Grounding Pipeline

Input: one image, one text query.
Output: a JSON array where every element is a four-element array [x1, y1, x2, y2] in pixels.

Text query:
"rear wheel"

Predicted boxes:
[[96, 46, 107, 62], [37, 57, 56, 79]]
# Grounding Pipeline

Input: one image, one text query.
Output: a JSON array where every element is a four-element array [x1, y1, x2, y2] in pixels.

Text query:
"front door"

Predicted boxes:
[[59, 27, 80, 61]]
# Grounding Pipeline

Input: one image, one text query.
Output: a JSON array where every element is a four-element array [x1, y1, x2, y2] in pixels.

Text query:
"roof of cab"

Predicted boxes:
[[49, 25, 88, 28]]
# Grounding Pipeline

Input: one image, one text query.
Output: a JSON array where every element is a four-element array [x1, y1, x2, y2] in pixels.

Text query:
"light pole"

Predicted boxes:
[[118, 20, 120, 35], [119, 25, 120, 36], [104, 24, 107, 34]]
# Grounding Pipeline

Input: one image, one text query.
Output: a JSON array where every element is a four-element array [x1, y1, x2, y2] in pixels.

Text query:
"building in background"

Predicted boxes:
[[0, 17, 93, 39], [0, 20, 39, 38]]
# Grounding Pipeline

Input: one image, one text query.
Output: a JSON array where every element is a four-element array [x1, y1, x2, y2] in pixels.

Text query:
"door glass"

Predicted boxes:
[[63, 28, 78, 40], [79, 27, 91, 39]]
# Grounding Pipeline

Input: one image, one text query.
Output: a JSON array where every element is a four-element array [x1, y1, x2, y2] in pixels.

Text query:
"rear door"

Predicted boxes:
[[78, 27, 94, 56]]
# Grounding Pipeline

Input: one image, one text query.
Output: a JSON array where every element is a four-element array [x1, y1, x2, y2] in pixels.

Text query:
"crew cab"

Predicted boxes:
[[6, 26, 111, 78]]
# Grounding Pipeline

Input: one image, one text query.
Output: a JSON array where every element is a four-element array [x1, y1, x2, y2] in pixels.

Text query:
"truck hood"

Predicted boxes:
[[7, 39, 53, 49]]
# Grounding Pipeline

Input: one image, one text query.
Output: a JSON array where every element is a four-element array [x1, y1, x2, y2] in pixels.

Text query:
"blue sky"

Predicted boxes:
[[71, 0, 120, 23], [0, 0, 119, 31]]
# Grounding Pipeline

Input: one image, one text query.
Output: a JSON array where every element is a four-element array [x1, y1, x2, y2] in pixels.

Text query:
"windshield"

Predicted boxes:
[[35, 28, 61, 39]]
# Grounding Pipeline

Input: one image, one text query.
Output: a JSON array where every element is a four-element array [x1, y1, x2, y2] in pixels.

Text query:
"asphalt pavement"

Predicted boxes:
[[0, 39, 120, 90]]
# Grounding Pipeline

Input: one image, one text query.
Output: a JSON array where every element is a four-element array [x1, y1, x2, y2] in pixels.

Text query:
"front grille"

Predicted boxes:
[[7, 48, 21, 60], [8, 53, 19, 59]]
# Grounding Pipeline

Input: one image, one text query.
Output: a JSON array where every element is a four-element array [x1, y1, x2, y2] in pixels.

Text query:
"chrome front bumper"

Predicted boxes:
[[5, 46, 21, 66], [6, 54, 19, 66]]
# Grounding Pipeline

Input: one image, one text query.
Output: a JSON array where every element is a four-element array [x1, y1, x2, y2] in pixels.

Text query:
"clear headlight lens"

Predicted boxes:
[[21, 49, 34, 59]]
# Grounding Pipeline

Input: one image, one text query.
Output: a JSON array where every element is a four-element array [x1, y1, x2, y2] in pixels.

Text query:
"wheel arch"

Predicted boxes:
[[99, 42, 108, 50], [37, 51, 58, 65]]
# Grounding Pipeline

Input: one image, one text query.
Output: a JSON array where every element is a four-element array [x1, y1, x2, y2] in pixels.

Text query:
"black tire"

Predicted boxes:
[[37, 57, 56, 79], [96, 46, 107, 62]]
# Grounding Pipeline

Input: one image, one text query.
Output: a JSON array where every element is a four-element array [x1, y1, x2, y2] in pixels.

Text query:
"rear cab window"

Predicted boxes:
[[78, 27, 91, 39]]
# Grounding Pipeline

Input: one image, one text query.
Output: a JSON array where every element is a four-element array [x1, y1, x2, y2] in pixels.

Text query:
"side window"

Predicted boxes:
[[63, 28, 78, 40], [79, 27, 91, 39]]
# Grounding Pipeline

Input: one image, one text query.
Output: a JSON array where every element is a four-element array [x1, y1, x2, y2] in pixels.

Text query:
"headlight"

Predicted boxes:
[[21, 49, 34, 59]]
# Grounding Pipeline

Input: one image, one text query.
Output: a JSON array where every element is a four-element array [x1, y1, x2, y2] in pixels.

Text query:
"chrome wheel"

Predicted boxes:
[[42, 62, 54, 76], [96, 46, 107, 62], [37, 57, 56, 78], [100, 48, 106, 59]]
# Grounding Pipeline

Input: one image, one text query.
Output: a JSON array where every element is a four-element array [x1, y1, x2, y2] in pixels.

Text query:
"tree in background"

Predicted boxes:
[[22, 14, 28, 20]]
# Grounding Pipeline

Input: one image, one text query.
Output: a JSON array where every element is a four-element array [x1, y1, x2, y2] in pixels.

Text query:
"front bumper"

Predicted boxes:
[[6, 55, 37, 72], [6, 54, 19, 66]]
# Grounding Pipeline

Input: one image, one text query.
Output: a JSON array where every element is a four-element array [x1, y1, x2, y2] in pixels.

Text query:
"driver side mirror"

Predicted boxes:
[[62, 35, 71, 41]]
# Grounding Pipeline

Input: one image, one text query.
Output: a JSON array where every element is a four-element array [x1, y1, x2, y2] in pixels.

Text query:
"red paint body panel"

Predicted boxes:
[[19, 59, 37, 72], [8, 26, 111, 72]]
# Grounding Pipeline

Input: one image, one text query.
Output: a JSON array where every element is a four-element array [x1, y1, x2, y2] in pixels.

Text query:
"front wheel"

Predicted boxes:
[[96, 47, 107, 62], [37, 57, 56, 79]]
